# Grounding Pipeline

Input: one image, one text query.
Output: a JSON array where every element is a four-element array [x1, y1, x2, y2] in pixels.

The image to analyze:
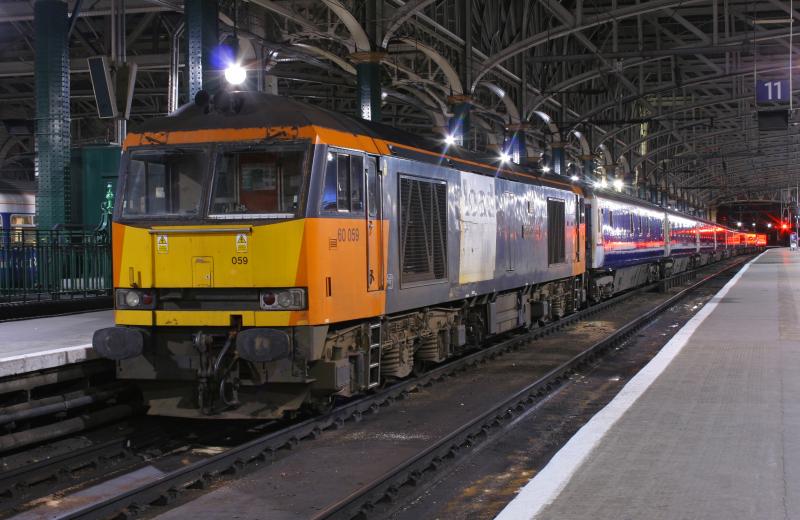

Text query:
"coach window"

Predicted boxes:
[[9, 214, 35, 245], [322, 151, 364, 213]]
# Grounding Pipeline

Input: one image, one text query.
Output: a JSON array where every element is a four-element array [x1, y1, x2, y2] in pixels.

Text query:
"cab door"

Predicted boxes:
[[365, 156, 384, 291]]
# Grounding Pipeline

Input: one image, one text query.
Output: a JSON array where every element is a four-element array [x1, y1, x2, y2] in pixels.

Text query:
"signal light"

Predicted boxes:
[[782, 223, 789, 230]]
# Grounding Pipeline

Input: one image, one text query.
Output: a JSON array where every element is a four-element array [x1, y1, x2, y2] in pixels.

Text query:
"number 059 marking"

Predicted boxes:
[[231, 256, 248, 265]]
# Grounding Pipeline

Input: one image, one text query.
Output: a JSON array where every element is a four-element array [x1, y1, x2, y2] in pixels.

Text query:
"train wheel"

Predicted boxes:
[[412, 358, 434, 377], [303, 396, 334, 416]]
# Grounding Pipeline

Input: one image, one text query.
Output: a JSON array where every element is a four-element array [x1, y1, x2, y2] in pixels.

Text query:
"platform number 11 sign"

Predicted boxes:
[[756, 79, 790, 103]]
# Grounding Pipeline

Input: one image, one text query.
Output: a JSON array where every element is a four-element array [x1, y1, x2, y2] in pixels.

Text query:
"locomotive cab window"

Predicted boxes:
[[322, 151, 364, 213], [210, 145, 307, 217], [121, 148, 206, 218]]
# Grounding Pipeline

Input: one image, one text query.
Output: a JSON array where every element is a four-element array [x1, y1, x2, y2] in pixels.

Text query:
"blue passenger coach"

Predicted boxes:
[[585, 191, 747, 301], [0, 180, 36, 291], [0, 180, 35, 245]]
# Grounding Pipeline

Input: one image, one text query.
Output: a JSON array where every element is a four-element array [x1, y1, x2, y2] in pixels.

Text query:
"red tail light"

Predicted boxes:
[[262, 291, 277, 307]]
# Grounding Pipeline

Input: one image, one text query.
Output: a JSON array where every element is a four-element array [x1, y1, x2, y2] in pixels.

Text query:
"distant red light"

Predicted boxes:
[[783, 223, 789, 230]]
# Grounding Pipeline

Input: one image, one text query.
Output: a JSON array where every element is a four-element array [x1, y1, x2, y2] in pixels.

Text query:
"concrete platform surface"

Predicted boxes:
[[497, 248, 798, 520], [0, 310, 112, 377]]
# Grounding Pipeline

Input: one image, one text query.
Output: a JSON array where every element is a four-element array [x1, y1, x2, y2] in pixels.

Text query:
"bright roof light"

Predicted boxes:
[[444, 134, 456, 146], [598, 178, 608, 188], [224, 63, 247, 85], [541, 165, 551, 173], [612, 178, 624, 190], [737, 221, 742, 227], [570, 174, 579, 181], [499, 151, 512, 164], [767, 222, 773, 228]]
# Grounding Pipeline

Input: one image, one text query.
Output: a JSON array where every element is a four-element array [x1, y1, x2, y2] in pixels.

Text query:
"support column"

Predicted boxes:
[[167, 23, 185, 113], [111, 0, 126, 144], [448, 95, 472, 148], [506, 123, 529, 164], [551, 141, 566, 176], [185, 0, 219, 100], [35, 0, 70, 230], [351, 52, 385, 122], [580, 154, 594, 181], [261, 14, 281, 96]]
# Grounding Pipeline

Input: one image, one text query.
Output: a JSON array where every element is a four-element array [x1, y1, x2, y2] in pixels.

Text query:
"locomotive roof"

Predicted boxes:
[[133, 91, 577, 192]]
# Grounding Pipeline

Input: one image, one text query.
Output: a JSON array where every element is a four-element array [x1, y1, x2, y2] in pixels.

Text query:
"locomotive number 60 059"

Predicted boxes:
[[338, 227, 359, 242]]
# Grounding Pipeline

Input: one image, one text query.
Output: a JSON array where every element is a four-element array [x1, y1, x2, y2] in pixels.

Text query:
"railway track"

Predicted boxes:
[[1, 254, 754, 520]]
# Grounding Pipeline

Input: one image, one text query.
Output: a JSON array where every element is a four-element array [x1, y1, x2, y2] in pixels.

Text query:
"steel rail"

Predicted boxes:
[[41, 255, 753, 520]]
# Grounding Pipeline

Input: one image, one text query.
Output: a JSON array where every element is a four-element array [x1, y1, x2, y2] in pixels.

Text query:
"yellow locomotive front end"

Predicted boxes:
[[93, 99, 388, 419]]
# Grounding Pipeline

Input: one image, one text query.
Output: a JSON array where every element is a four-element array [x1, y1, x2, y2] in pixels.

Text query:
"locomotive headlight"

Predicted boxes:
[[116, 289, 155, 309], [277, 291, 293, 308], [259, 288, 306, 310], [125, 291, 141, 308]]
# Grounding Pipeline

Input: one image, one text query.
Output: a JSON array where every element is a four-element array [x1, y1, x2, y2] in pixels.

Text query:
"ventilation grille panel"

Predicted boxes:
[[399, 176, 447, 284], [548, 198, 566, 265]]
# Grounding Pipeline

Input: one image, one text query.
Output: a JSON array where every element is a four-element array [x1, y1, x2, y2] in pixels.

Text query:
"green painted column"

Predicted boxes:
[[447, 95, 473, 147], [581, 154, 594, 181], [352, 52, 385, 122], [551, 143, 566, 176], [34, 0, 70, 230], [185, 0, 219, 100]]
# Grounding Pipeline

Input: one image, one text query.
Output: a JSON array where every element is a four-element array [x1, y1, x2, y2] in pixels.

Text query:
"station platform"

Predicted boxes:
[[0, 311, 112, 377], [497, 247, 796, 520]]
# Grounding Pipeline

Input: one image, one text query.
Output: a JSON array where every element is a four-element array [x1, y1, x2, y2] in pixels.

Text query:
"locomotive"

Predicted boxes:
[[92, 92, 759, 419]]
